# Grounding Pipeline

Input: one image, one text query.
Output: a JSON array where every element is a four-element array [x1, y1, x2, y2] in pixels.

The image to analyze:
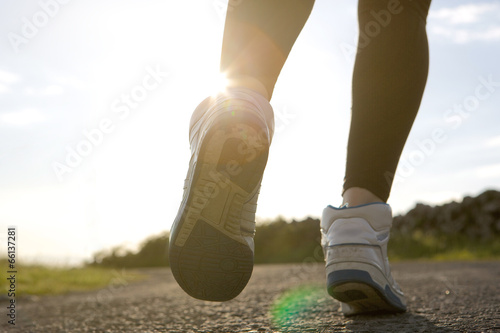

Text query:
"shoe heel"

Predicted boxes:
[[326, 261, 406, 314]]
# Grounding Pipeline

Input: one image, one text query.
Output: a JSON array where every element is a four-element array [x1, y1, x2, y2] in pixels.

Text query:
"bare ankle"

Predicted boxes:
[[342, 187, 383, 207], [225, 76, 270, 100]]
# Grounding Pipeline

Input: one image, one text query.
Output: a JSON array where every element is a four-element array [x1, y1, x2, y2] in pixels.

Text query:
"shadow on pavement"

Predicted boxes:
[[326, 311, 456, 333], [268, 284, 455, 333]]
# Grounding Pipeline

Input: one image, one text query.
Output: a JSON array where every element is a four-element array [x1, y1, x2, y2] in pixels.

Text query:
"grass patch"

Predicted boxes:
[[388, 231, 500, 261], [0, 261, 146, 296]]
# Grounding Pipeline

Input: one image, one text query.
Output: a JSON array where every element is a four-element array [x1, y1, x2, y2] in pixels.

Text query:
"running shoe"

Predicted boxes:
[[321, 203, 407, 315], [169, 87, 274, 301]]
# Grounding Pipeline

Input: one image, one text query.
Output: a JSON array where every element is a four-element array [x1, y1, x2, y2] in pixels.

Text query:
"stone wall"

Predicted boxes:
[[392, 190, 500, 240]]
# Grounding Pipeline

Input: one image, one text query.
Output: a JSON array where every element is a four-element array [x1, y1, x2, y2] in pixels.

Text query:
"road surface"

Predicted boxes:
[[4, 261, 500, 332]]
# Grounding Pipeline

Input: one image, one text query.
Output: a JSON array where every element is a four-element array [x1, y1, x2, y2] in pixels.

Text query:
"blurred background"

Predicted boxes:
[[1, 0, 499, 266]]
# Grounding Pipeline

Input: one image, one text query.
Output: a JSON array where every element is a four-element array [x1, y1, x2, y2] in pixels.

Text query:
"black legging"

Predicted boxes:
[[220, 0, 432, 202]]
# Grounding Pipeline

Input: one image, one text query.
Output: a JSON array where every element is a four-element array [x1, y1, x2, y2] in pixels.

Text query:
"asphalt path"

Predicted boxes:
[[4, 261, 500, 332]]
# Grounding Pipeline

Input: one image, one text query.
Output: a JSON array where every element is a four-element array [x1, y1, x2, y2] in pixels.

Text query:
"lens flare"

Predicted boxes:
[[270, 285, 327, 331]]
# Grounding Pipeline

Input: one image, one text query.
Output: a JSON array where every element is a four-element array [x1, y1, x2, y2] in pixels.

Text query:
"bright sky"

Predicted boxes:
[[1, 0, 499, 265]]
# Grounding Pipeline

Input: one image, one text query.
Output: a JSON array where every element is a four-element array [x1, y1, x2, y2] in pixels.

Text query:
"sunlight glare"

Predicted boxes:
[[209, 73, 229, 97]]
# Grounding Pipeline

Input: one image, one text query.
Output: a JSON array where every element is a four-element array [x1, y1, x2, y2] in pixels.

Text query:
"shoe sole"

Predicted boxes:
[[169, 111, 269, 301], [326, 262, 406, 315]]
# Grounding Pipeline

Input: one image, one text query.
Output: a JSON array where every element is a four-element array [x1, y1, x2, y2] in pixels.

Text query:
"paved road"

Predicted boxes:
[[4, 261, 500, 332]]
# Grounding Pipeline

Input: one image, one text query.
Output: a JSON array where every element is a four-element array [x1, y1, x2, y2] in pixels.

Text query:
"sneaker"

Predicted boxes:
[[169, 87, 274, 301], [321, 203, 407, 315]]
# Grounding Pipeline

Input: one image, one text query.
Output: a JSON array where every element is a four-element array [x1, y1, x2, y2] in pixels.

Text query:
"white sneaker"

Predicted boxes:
[[321, 203, 407, 315], [169, 87, 274, 301]]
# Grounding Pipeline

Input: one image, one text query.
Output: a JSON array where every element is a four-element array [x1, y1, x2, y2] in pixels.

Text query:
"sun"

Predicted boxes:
[[209, 73, 230, 96]]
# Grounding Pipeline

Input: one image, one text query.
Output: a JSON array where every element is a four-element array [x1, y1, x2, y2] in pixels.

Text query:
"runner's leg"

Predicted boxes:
[[343, 0, 432, 205], [220, 0, 315, 99]]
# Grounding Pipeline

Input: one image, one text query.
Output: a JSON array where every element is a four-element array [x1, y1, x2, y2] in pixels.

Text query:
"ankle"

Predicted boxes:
[[225, 76, 270, 100], [342, 187, 384, 207]]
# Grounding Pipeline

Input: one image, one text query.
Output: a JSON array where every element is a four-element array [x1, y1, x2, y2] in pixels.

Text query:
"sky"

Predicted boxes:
[[1, 0, 499, 266]]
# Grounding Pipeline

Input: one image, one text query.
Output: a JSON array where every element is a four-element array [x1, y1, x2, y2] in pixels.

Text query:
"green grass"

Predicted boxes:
[[1, 232, 498, 297], [388, 231, 500, 261], [0, 261, 146, 296]]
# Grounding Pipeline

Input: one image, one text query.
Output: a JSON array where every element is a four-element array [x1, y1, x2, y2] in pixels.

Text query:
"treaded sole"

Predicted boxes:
[[169, 221, 254, 301], [170, 111, 269, 301], [327, 269, 406, 315]]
